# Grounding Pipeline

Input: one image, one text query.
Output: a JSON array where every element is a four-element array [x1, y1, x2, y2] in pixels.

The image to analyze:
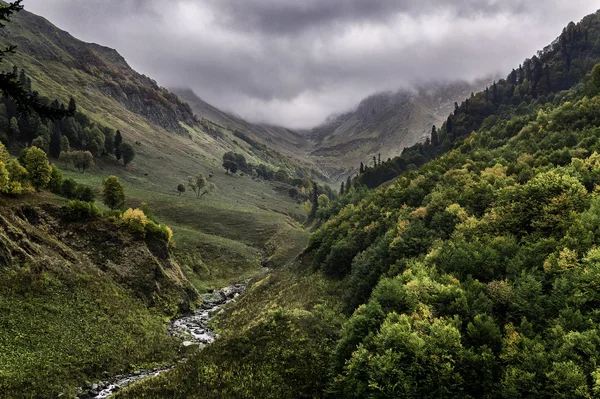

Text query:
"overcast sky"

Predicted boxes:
[[24, 0, 600, 129]]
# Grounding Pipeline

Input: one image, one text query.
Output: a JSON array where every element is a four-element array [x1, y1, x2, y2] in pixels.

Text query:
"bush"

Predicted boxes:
[[61, 178, 77, 199], [64, 200, 101, 222], [146, 220, 173, 243], [75, 185, 95, 203], [121, 208, 148, 235]]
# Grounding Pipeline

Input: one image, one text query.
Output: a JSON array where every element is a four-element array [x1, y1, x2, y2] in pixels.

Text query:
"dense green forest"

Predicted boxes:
[[305, 67, 600, 398]]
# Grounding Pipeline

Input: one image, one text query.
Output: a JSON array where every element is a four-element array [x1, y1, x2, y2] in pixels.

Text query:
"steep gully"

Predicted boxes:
[[77, 284, 247, 398]]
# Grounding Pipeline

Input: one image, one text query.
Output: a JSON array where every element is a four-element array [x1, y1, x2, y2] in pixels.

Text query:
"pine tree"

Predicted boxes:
[[431, 125, 439, 147], [114, 130, 123, 160], [309, 182, 319, 221], [0, 2, 74, 120], [373, 156, 377, 167], [378, 153, 381, 166], [359, 162, 364, 174], [49, 123, 62, 158], [346, 176, 352, 193]]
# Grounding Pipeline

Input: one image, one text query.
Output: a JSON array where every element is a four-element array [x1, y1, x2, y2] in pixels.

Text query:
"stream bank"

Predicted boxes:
[[77, 284, 246, 399]]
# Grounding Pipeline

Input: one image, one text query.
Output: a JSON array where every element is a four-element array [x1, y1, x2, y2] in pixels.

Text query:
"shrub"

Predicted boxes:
[[64, 200, 101, 222], [61, 178, 77, 199], [121, 208, 148, 235], [75, 185, 95, 203], [48, 164, 63, 195], [146, 220, 172, 243]]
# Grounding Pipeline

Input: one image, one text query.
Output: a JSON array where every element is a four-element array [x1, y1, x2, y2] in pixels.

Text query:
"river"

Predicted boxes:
[[77, 284, 246, 398]]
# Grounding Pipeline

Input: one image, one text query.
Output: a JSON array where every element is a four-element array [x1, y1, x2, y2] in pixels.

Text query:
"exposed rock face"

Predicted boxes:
[[309, 79, 494, 171], [0, 203, 197, 312], [2, 8, 198, 135]]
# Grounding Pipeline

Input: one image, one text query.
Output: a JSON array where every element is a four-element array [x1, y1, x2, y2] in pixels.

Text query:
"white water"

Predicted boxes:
[[78, 284, 246, 399]]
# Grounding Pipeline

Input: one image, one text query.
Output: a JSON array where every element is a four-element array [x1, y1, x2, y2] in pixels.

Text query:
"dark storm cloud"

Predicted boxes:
[[207, 0, 531, 35], [24, 0, 600, 128]]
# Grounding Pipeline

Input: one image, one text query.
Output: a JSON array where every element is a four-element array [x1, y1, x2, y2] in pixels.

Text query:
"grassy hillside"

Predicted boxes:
[[0, 196, 192, 398], [0, 6, 312, 291]]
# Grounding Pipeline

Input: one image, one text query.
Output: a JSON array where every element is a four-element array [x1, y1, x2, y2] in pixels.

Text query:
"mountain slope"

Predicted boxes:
[[0, 198, 194, 397], [172, 88, 315, 167], [309, 79, 491, 169]]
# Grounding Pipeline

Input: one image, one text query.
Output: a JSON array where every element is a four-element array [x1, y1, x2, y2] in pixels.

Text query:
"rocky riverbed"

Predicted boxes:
[[77, 284, 246, 398]]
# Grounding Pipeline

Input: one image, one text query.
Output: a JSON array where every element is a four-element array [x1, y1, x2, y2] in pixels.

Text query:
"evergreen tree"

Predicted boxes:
[[309, 182, 319, 221], [346, 176, 352, 193], [340, 181, 345, 195], [0, 2, 74, 120], [446, 117, 453, 134], [8, 116, 18, 140], [49, 123, 62, 158], [431, 125, 439, 147], [378, 153, 381, 166], [114, 130, 123, 160], [177, 184, 186, 195], [359, 162, 364, 174]]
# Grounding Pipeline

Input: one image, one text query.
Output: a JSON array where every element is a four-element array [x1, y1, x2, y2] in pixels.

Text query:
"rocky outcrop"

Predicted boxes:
[[0, 202, 198, 313]]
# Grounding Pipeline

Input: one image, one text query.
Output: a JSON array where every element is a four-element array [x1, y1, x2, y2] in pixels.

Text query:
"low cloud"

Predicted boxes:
[[25, 0, 600, 129]]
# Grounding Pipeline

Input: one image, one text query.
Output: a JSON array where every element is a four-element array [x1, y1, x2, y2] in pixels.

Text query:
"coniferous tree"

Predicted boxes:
[[431, 125, 439, 147], [359, 162, 364, 174], [0, 2, 74, 120], [309, 182, 319, 221], [49, 123, 62, 158], [340, 181, 345, 196], [446, 117, 453, 134], [114, 130, 123, 160], [346, 176, 352, 193]]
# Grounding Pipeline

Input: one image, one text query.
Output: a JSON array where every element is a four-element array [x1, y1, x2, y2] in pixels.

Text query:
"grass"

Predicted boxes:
[[59, 153, 309, 292], [114, 264, 346, 399], [0, 252, 179, 399]]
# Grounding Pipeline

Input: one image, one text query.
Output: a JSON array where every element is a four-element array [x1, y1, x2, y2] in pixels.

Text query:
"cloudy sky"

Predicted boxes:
[[24, 0, 600, 129]]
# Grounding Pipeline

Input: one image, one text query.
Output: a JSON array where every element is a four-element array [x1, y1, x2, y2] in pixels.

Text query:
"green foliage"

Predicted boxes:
[[60, 150, 93, 173], [23, 146, 51, 190], [0, 262, 178, 397], [64, 199, 101, 221], [302, 58, 600, 397], [48, 163, 63, 194], [120, 142, 136, 166], [115, 308, 339, 399], [102, 175, 125, 210]]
